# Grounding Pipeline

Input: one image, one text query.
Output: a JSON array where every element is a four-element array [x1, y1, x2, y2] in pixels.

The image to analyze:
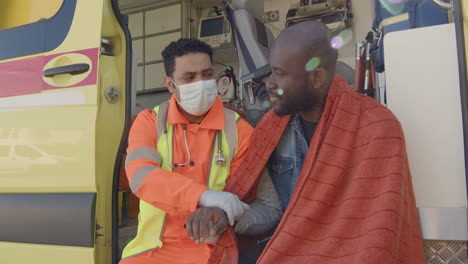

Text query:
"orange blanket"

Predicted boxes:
[[210, 75, 425, 263]]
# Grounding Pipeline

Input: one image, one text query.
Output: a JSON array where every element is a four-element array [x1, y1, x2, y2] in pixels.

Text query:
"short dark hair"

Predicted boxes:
[[161, 38, 214, 77]]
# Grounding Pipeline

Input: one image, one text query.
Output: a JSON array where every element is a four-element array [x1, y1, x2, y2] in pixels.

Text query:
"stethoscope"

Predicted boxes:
[[165, 124, 226, 168]]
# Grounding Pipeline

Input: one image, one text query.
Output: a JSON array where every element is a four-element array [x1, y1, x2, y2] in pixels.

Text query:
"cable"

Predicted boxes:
[[214, 61, 230, 68]]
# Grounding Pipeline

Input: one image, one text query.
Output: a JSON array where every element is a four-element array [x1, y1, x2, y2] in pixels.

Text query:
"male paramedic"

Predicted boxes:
[[230, 21, 426, 263], [120, 38, 281, 264]]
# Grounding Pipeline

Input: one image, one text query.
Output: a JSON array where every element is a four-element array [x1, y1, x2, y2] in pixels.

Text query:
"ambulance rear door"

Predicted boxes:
[[0, 0, 131, 263]]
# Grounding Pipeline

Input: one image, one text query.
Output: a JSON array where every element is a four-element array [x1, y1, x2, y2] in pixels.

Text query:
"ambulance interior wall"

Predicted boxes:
[[126, 0, 241, 94], [195, 6, 240, 87], [196, 0, 375, 77], [264, 0, 374, 69], [123, 0, 375, 109]]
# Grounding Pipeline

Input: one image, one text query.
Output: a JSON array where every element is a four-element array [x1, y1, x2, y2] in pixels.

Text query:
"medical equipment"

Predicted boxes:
[[286, 0, 350, 30], [217, 66, 238, 103], [165, 124, 193, 167], [215, 132, 226, 166], [198, 15, 233, 48], [371, 0, 449, 72], [355, 32, 376, 99], [296, 0, 346, 17], [165, 124, 226, 167]]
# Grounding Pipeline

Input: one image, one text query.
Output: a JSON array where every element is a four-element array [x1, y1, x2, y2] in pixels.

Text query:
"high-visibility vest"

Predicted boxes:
[[121, 101, 240, 259]]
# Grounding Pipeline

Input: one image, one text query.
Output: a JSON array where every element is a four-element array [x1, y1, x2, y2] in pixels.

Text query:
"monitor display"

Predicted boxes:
[[200, 17, 225, 38]]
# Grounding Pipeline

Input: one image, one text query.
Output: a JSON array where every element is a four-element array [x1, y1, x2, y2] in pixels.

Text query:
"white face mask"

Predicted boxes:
[[171, 78, 218, 116]]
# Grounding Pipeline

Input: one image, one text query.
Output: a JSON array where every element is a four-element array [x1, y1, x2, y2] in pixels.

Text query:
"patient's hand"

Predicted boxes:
[[185, 207, 229, 245]]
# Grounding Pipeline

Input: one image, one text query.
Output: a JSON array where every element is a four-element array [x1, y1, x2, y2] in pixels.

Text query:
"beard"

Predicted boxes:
[[272, 101, 294, 116], [272, 80, 311, 116]]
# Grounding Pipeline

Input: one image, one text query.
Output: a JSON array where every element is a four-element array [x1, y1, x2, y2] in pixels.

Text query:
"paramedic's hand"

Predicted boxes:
[[198, 190, 249, 226], [185, 207, 228, 245]]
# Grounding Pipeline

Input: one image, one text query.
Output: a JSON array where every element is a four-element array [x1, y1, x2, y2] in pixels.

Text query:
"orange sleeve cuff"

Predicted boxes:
[[186, 184, 209, 212], [133, 167, 210, 215]]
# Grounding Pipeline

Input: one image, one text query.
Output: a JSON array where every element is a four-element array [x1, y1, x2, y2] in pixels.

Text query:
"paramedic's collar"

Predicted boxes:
[[167, 95, 225, 130]]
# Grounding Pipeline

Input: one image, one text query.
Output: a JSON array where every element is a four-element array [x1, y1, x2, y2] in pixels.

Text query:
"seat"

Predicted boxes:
[[227, 0, 275, 126]]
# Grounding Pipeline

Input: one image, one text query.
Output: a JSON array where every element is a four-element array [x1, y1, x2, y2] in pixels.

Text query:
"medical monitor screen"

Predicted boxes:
[[200, 17, 224, 38]]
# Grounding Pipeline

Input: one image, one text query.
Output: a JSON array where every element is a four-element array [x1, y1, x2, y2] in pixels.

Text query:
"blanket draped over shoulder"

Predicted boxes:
[[209, 75, 425, 264]]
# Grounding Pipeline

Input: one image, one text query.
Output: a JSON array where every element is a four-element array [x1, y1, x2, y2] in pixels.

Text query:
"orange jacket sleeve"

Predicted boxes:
[[125, 110, 208, 215]]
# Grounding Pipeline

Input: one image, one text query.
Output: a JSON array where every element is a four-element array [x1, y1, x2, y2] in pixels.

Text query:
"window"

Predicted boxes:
[[0, 0, 63, 30], [0, 0, 76, 60], [124, 3, 182, 92]]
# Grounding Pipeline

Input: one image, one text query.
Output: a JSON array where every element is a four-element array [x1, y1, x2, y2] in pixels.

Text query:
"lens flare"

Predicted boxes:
[[330, 36, 343, 49], [277, 89, 284, 96], [305, 57, 320, 72], [330, 29, 353, 50], [263, 100, 272, 108], [379, 0, 405, 15]]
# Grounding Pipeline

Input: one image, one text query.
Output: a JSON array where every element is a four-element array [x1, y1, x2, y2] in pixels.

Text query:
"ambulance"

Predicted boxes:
[[0, 0, 466, 263]]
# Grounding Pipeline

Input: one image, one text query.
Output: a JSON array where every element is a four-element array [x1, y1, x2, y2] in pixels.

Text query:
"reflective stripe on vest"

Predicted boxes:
[[121, 101, 239, 259]]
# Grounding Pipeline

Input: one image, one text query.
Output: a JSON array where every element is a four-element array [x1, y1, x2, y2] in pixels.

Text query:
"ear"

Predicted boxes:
[[307, 68, 327, 89], [164, 76, 175, 94]]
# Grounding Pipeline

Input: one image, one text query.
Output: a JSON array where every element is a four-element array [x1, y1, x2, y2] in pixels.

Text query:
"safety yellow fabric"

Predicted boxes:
[[121, 101, 239, 259]]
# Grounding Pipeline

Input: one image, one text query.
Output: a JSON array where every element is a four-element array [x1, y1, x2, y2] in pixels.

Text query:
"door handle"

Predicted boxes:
[[43, 63, 90, 77]]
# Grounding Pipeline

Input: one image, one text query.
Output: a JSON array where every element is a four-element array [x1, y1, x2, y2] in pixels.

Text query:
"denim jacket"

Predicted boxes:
[[238, 115, 315, 263], [267, 114, 311, 209]]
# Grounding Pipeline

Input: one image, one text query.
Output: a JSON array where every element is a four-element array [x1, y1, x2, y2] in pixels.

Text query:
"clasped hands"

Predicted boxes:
[[185, 207, 228, 245], [186, 190, 249, 245]]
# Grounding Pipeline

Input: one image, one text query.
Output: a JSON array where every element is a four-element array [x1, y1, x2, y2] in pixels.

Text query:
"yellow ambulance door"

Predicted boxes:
[[0, 0, 131, 264]]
